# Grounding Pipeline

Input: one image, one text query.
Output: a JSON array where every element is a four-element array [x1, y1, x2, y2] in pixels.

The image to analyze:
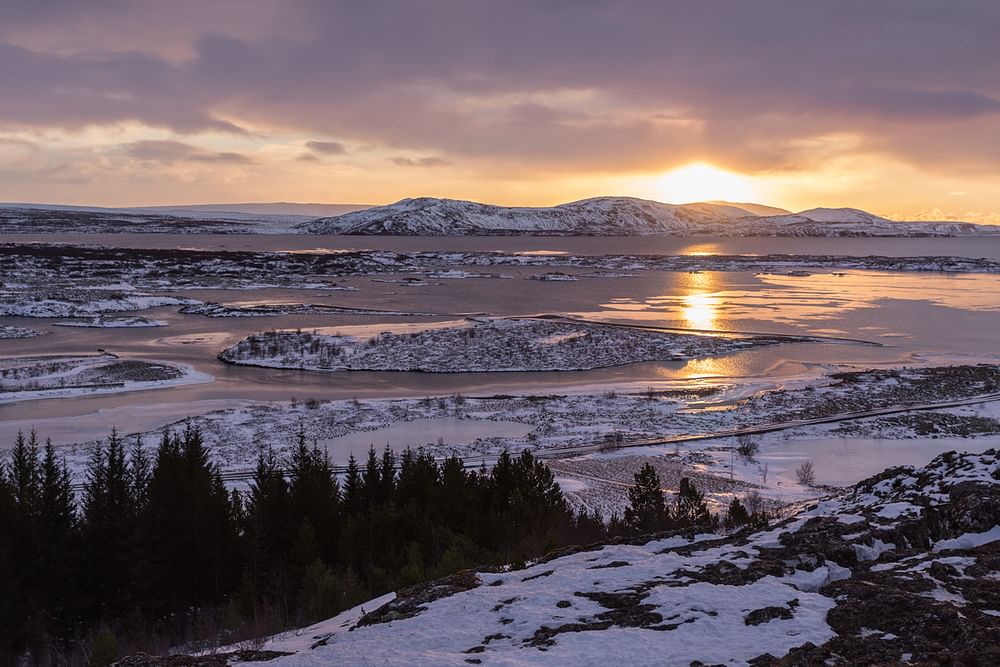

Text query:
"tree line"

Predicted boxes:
[[0, 427, 761, 665]]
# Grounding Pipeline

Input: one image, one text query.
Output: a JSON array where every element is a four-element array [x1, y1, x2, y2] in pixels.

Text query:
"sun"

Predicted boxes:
[[658, 162, 756, 204]]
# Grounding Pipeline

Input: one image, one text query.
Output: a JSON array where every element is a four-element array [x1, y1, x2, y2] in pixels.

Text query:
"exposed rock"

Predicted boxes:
[[355, 569, 481, 626]]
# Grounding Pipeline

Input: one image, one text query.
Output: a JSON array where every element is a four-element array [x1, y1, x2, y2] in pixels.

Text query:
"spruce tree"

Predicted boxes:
[[674, 477, 714, 528], [38, 439, 76, 637], [724, 497, 750, 530], [342, 455, 363, 515], [624, 463, 670, 534]]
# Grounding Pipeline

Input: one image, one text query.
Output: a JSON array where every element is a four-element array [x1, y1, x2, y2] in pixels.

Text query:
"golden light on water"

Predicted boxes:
[[681, 270, 721, 330], [683, 293, 717, 330]]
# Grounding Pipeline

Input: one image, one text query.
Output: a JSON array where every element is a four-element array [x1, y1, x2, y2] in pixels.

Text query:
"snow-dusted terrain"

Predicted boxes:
[[3, 197, 997, 237], [0, 287, 193, 318], [0, 203, 309, 234], [218, 317, 802, 372], [298, 197, 1000, 237], [0, 354, 210, 404], [53, 315, 168, 328], [185, 450, 999, 666], [0, 325, 41, 339]]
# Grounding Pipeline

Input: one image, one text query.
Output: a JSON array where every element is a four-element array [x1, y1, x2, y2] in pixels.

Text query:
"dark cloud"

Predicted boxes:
[[390, 156, 451, 168], [1, 1, 999, 173], [306, 140, 347, 155], [118, 140, 253, 165]]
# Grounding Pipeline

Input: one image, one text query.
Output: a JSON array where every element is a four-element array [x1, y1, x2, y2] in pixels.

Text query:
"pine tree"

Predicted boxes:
[[342, 455, 363, 515], [724, 497, 750, 530], [674, 477, 714, 528], [80, 428, 139, 622], [288, 434, 340, 562], [243, 444, 292, 621], [143, 426, 239, 616], [624, 463, 670, 534], [38, 439, 76, 637], [361, 446, 382, 508]]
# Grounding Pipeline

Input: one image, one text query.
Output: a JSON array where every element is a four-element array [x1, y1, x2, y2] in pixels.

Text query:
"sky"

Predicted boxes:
[[1, 1, 999, 222]]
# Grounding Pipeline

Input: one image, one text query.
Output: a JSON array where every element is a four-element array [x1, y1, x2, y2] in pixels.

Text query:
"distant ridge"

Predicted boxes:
[[297, 196, 999, 237], [1, 197, 997, 236], [705, 200, 791, 217]]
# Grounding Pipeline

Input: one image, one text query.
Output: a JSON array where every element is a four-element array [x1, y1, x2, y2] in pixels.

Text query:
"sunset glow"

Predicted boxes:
[[0, 2, 998, 223], [658, 163, 757, 205]]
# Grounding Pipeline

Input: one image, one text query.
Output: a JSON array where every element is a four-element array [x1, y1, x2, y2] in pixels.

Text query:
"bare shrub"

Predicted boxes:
[[600, 431, 625, 452], [795, 460, 816, 486], [736, 434, 760, 463]]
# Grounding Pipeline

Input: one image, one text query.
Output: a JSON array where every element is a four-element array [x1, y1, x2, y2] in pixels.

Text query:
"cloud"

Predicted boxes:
[[1, 1, 999, 196], [390, 156, 451, 168], [118, 140, 253, 165], [306, 140, 347, 155]]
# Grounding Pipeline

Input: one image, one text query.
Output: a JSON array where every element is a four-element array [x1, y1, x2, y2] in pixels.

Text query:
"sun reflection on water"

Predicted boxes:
[[681, 271, 721, 330]]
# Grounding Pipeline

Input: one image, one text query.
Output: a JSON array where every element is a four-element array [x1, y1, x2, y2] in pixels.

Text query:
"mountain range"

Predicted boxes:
[[299, 197, 998, 237], [1, 197, 996, 237]]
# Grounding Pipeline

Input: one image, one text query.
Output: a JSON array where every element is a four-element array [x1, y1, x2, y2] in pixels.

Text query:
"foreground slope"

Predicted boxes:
[[163, 450, 998, 666], [298, 197, 1000, 237]]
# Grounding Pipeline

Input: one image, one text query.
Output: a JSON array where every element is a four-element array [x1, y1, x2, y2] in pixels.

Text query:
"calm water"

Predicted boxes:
[[7, 233, 1000, 259], [3, 235, 1000, 444]]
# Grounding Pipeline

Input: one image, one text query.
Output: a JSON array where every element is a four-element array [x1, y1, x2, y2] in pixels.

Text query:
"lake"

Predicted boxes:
[[3, 235, 1000, 450]]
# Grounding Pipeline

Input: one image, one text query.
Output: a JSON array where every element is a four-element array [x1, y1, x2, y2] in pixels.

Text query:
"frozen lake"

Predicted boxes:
[[761, 435, 1000, 487], [3, 235, 1000, 463]]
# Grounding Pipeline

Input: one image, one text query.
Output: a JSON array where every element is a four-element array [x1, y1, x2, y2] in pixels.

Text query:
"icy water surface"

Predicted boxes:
[[3, 236, 1000, 445]]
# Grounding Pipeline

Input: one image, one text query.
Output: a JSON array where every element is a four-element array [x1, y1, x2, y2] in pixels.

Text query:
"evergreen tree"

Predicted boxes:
[[361, 446, 382, 508], [243, 444, 293, 622], [724, 497, 750, 530], [38, 439, 76, 637], [342, 455, 362, 515], [674, 477, 714, 529], [623, 463, 670, 534], [142, 426, 239, 617], [288, 433, 340, 563], [80, 428, 137, 621]]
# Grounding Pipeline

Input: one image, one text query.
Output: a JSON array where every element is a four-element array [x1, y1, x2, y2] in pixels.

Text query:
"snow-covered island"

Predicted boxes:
[[179, 302, 430, 318], [0, 325, 42, 339], [218, 317, 806, 372], [53, 315, 168, 328], [0, 354, 209, 403]]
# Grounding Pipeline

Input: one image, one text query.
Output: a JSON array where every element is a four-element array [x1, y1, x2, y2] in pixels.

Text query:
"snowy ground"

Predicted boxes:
[[0, 354, 211, 404], [180, 302, 430, 318], [34, 363, 1000, 516], [0, 325, 41, 339], [208, 450, 999, 666], [53, 315, 168, 328], [218, 317, 803, 372], [0, 288, 193, 318]]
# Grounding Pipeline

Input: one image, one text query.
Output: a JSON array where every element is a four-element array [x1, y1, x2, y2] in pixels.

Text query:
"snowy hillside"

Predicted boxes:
[[174, 449, 998, 666], [3, 197, 997, 236], [297, 196, 756, 236], [0, 203, 308, 233], [297, 197, 1000, 237]]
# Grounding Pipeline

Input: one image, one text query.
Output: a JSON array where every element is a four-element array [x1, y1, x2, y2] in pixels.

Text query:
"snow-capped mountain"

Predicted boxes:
[[3, 197, 996, 237], [296, 196, 756, 236], [297, 197, 1000, 237]]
